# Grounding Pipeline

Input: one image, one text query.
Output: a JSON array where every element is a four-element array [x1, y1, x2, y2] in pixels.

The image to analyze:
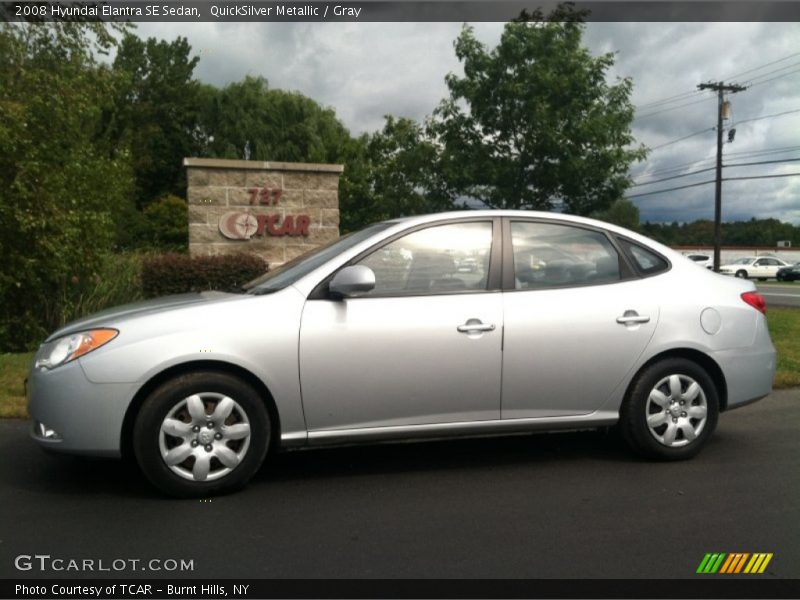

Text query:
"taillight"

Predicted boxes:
[[741, 291, 767, 314]]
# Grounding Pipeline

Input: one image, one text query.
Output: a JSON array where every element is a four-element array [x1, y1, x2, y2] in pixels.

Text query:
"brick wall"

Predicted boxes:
[[185, 158, 342, 266]]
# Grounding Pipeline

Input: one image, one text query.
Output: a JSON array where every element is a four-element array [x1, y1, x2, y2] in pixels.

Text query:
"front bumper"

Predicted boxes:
[[27, 360, 137, 457]]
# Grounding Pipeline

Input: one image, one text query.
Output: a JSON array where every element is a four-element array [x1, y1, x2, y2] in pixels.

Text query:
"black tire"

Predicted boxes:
[[758, 278, 767, 282], [133, 372, 270, 497], [619, 358, 719, 461], [735, 270, 748, 279]]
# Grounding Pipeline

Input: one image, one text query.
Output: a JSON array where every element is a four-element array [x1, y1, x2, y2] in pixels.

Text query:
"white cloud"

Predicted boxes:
[[134, 20, 800, 223]]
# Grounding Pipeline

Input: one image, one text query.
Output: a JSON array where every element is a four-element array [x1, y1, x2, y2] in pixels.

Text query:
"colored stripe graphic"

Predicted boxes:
[[698, 553, 773, 574]]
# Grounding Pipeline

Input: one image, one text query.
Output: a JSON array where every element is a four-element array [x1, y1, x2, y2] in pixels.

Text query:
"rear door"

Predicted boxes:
[[500, 219, 660, 418]]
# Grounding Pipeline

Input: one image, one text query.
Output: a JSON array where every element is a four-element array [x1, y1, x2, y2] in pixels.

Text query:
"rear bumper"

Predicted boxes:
[[27, 360, 136, 457], [712, 344, 776, 411]]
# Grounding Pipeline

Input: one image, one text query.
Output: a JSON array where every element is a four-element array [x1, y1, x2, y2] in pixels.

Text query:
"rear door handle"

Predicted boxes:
[[616, 310, 650, 325], [457, 319, 496, 333]]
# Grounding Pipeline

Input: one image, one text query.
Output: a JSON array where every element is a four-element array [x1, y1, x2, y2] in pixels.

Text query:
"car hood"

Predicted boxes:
[[46, 291, 244, 341]]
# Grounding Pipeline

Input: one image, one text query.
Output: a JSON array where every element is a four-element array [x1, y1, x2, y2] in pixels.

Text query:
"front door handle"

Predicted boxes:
[[616, 310, 650, 325], [457, 319, 496, 333]]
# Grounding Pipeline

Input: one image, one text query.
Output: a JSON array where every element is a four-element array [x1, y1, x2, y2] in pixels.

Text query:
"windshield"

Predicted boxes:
[[244, 222, 394, 294]]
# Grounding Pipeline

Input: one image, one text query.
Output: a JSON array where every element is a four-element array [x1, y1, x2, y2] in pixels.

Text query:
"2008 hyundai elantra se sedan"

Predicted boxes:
[[28, 211, 776, 496]]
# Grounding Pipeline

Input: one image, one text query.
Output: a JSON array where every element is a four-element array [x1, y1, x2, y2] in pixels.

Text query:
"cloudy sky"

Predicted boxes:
[[137, 19, 800, 224]]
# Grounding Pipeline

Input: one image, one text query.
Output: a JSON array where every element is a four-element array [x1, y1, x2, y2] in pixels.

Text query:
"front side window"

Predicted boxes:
[[357, 221, 493, 296], [510, 222, 621, 289]]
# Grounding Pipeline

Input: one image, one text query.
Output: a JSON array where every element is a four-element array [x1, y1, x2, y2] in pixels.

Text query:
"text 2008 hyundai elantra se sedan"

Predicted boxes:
[[28, 211, 776, 496]]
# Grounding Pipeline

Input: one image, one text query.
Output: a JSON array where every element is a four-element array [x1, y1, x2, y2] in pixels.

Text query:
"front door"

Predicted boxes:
[[299, 220, 503, 431]]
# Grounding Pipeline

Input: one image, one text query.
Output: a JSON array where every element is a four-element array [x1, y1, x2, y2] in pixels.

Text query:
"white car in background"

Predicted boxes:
[[684, 254, 713, 269], [719, 256, 790, 280]]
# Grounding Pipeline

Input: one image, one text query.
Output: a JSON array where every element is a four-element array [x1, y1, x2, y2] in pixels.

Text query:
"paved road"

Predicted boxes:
[[756, 282, 800, 308], [1, 389, 798, 580]]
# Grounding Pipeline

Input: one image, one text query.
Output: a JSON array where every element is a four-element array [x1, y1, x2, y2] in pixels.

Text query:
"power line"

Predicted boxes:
[[725, 172, 800, 182], [646, 127, 716, 152], [723, 51, 800, 80], [635, 96, 715, 120], [632, 52, 800, 114], [627, 171, 800, 199], [631, 157, 800, 188], [744, 60, 800, 84], [636, 90, 704, 110], [640, 109, 800, 156], [725, 157, 800, 168], [631, 166, 717, 187], [747, 68, 800, 89], [626, 179, 716, 199], [724, 144, 800, 157], [735, 107, 800, 126]]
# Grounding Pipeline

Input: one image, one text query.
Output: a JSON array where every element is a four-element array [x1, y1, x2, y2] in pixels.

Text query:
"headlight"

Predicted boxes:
[[35, 329, 118, 370]]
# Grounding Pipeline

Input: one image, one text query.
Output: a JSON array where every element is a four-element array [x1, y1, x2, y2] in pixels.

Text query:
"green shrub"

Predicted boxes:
[[0, 252, 146, 352], [46, 253, 146, 330], [142, 253, 267, 298], [143, 195, 189, 252]]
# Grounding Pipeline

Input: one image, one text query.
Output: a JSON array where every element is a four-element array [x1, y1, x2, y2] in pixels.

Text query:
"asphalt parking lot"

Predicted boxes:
[[1, 389, 798, 580]]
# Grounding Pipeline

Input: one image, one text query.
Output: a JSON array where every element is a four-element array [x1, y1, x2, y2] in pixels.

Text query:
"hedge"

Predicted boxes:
[[142, 253, 268, 298]]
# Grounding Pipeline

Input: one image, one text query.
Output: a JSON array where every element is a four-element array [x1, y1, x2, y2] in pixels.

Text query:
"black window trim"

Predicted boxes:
[[308, 216, 503, 300], [500, 216, 638, 292]]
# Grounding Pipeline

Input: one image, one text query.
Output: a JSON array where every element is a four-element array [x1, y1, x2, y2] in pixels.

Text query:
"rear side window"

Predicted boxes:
[[619, 240, 669, 276], [510, 221, 621, 288]]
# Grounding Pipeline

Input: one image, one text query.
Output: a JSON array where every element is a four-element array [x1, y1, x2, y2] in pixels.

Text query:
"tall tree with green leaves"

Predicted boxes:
[[345, 116, 453, 230], [0, 23, 133, 349], [199, 76, 353, 164], [429, 5, 646, 215], [110, 33, 202, 207]]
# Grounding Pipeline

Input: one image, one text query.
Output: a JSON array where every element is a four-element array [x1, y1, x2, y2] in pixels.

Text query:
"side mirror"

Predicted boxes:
[[329, 265, 376, 299]]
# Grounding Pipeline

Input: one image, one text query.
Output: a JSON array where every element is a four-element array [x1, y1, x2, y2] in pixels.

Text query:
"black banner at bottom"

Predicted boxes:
[[3, 578, 800, 599]]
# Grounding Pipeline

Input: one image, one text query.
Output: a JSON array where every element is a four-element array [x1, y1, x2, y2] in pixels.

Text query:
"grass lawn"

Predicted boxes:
[[0, 352, 33, 419], [1, 308, 798, 419], [768, 308, 800, 388]]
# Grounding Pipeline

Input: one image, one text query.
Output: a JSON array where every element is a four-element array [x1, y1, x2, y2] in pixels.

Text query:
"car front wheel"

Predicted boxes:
[[620, 358, 719, 460], [735, 270, 748, 278], [133, 372, 270, 497]]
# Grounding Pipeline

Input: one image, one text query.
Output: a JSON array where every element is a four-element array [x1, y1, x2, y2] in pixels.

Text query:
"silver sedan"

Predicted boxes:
[[27, 211, 777, 496]]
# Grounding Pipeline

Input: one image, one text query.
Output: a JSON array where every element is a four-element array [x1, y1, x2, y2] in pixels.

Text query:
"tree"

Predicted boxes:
[[0, 23, 133, 349], [110, 33, 202, 207], [340, 116, 454, 231], [429, 5, 646, 215], [199, 76, 352, 164], [591, 198, 640, 231]]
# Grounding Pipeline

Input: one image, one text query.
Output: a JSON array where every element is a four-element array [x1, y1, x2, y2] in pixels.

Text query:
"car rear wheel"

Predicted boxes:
[[620, 358, 719, 460], [735, 270, 748, 278], [133, 372, 270, 497]]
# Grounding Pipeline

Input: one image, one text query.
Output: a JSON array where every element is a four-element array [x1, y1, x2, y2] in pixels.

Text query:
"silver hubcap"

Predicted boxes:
[[645, 374, 708, 448], [158, 392, 251, 482]]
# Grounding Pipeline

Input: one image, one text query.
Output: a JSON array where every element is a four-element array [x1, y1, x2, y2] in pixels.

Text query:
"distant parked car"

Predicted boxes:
[[776, 263, 800, 282], [718, 256, 790, 280], [685, 254, 713, 269]]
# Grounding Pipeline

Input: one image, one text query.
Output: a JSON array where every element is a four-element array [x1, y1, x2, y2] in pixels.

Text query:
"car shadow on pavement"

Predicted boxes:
[[259, 428, 638, 484], [7, 449, 155, 498]]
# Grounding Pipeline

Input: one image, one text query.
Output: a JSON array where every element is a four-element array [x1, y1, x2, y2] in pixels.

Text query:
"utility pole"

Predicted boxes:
[[697, 81, 747, 271]]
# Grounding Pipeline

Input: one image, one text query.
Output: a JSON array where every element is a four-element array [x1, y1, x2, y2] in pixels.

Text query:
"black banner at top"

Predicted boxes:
[[2, 1, 800, 23]]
